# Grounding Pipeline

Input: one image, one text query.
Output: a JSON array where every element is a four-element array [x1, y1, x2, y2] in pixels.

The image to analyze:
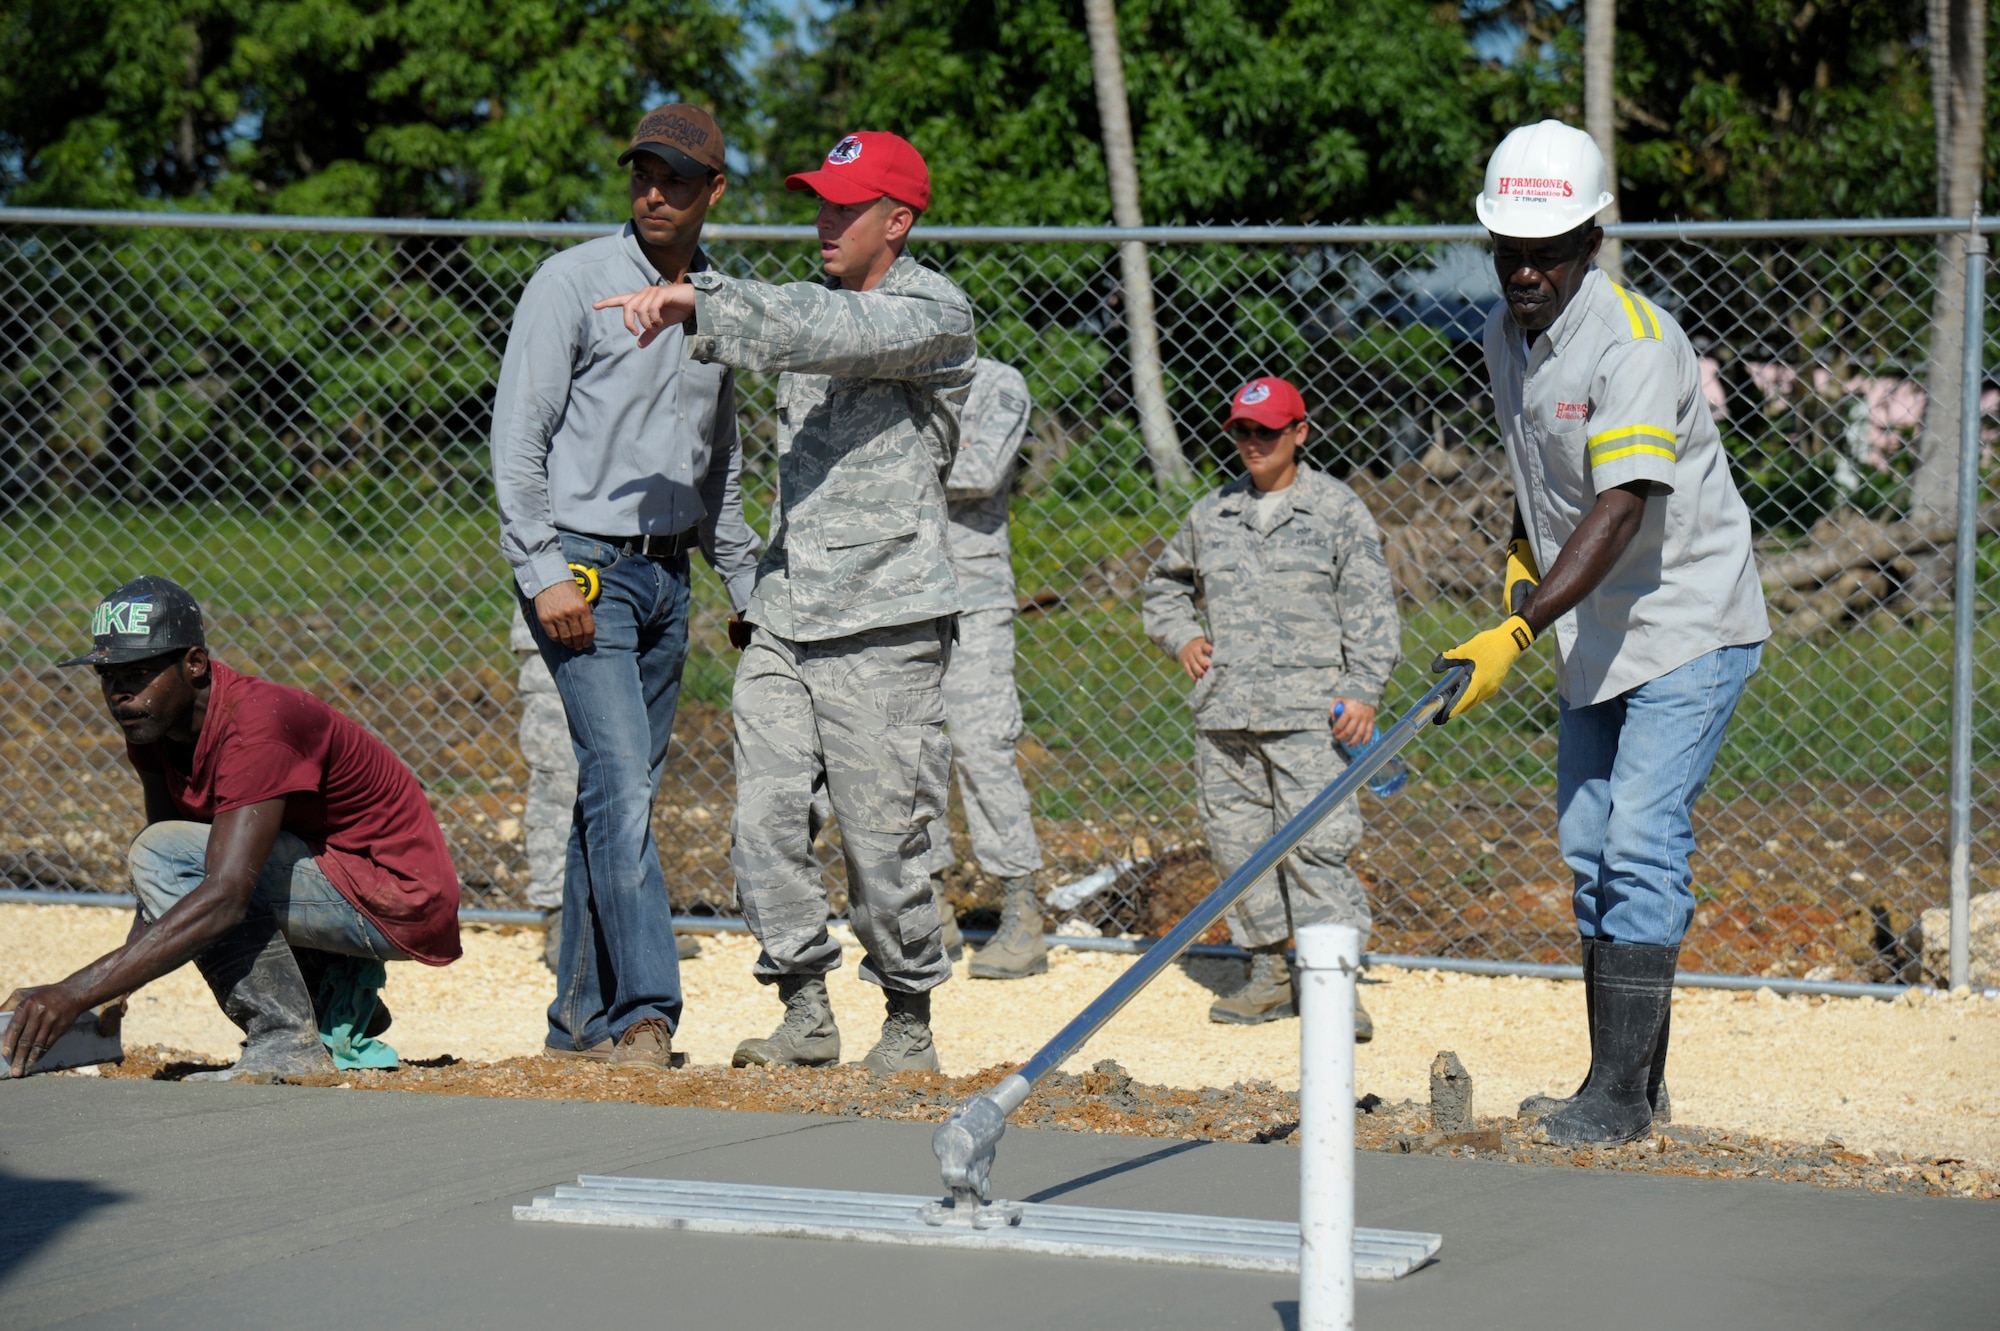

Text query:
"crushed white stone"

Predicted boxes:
[[7, 904, 1995, 1166]]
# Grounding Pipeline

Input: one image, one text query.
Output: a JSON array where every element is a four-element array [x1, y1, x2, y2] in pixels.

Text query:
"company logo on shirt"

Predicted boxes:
[[1238, 383, 1271, 405], [828, 135, 864, 165], [1496, 176, 1574, 200], [1554, 401, 1589, 420], [90, 600, 153, 637]]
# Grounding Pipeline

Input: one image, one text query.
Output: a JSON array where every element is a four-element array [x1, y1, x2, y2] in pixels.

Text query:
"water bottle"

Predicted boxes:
[[1332, 703, 1408, 797]]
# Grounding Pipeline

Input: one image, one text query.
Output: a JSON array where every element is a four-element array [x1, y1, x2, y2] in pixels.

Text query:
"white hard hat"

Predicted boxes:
[[1475, 120, 1615, 239]]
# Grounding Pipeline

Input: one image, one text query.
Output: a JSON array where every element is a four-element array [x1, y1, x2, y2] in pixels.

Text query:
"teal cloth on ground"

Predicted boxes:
[[313, 955, 398, 1070]]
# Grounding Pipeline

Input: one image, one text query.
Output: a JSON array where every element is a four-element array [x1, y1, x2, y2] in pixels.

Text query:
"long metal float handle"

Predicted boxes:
[[929, 663, 1473, 1218]]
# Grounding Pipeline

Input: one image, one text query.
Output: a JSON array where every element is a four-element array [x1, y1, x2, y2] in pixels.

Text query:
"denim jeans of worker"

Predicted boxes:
[[521, 530, 690, 1049], [127, 821, 407, 960], [1557, 642, 1761, 947]]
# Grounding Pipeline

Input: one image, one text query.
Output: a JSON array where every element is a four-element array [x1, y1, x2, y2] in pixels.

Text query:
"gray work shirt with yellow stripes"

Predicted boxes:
[[1485, 266, 1768, 706]]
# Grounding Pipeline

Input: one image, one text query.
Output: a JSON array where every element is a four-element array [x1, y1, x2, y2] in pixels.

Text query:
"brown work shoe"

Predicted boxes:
[[542, 1038, 614, 1062], [609, 1017, 687, 1069]]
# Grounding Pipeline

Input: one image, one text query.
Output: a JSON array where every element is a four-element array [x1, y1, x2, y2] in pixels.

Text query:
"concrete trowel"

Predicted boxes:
[[0, 1007, 125, 1076]]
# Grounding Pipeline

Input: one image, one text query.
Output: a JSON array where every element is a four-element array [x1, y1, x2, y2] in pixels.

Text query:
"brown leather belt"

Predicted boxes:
[[584, 530, 697, 559]]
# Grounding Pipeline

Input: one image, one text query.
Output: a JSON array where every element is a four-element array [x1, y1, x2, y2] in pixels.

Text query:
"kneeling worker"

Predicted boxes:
[[598, 132, 974, 1073], [2, 578, 462, 1080], [1143, 376, 1401, 1040], [1437, 121, 1768, 1145]]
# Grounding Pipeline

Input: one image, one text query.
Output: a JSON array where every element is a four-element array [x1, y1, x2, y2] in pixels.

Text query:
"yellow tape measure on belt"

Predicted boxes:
[[568, 563, 602, 604]]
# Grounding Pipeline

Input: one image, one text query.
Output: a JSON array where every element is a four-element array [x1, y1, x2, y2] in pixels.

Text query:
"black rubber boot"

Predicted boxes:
[[1519, 937, 1673, 1123], [1537, 942, 1678, 1146], [1519, 938, 1596, 1119], [185, 918, 336, 1083]]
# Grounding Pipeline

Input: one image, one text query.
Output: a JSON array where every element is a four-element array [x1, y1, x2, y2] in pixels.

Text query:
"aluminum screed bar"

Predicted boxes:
[[929, 663, 1472, 1219]]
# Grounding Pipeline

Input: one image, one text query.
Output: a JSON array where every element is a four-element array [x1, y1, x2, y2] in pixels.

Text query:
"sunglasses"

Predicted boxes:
[[1227, 420, 1298, 443], [1493, 226, 1595, 276]]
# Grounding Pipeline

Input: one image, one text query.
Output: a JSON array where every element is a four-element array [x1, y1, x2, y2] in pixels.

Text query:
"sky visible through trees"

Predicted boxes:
[[0, 0, 1993, 224]]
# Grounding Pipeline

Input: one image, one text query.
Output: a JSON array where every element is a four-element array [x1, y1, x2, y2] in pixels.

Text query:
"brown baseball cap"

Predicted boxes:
[[619, 103, 726, 177]]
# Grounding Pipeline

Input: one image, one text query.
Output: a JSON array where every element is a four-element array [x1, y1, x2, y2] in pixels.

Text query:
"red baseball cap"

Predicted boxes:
[[1225, 376, 1307, 429], [786, 132, 932, 211]]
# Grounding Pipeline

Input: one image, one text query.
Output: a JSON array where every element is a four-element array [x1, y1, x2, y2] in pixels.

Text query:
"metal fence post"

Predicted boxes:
[[1950, 213, 1988, 991], [1295, 923, 1360, 1330]]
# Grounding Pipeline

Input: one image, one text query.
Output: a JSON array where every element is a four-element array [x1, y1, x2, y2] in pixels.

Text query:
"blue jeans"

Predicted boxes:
[[520, 531, 690, 1048], [128, 821, 406, 960], [1557, 643, 1761, 946]]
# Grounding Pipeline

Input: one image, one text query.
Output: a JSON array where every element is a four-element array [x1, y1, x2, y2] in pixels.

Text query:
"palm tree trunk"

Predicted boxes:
[[1585, 0, 1623, 282], [1083, 0, 1189, 490], [1911, 0, 1987, 536]]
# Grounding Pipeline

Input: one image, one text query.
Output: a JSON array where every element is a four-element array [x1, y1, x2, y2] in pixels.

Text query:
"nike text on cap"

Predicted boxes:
[[60, 575, 206, 667]]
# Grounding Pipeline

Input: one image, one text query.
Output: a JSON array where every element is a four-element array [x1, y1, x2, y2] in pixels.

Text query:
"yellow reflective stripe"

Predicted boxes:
[[1590, 443, 1677, 468], [1586, 423, 1676, 450], [1636, 294, 1662, 339], [1609, 283, 1661, 340], [1611, 283, 1645, 339]]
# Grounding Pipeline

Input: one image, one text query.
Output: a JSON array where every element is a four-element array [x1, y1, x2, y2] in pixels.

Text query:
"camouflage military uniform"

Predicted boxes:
[[510, 608, 575, 912], [925, 358, 1044, 880], [688, 255, 976, 993], [1142, 466, 1401, 948]]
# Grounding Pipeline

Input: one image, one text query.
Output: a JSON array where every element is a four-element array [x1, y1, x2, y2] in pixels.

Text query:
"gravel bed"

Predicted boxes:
[[86, 1048, 1998, 1202], [11, 905, 1998, 1185]]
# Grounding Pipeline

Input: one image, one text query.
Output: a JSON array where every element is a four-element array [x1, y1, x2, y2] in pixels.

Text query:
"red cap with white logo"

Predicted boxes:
[[1225, 376, 1307, 430], [786, 132, 932, 211]]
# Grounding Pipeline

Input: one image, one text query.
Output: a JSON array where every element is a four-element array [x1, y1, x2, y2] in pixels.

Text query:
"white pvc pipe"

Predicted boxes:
[[1295, 923, 1360, 1330]]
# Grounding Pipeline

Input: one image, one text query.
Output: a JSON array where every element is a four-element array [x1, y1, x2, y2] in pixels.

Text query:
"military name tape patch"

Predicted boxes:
[[1238, 383, 1271, 405], [90, 600, 154, 636], [828, 135, 864, 165]]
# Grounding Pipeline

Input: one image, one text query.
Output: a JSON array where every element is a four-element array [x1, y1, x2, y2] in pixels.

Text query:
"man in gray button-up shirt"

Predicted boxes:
[[489, 104, 760, 1071]]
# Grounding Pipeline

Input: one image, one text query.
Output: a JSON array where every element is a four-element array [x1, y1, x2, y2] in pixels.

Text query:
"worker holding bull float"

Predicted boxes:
[[3, 578, 462, 1081], [1435, 120, 1770, 1146], [596, 131, 976, 1076]]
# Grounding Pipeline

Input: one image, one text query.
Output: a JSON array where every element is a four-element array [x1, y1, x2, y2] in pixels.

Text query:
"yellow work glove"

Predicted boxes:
[[1502, 537, 1541, 617], [1432, 615, 1535, 721]]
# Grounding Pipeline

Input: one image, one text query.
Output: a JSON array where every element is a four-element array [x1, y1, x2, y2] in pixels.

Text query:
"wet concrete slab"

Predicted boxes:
[[2, 1076, 1994, 1330]]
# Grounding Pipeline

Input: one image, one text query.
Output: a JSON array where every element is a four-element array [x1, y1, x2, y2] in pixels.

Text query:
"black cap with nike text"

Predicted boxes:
[[58, 576, 206, 667]]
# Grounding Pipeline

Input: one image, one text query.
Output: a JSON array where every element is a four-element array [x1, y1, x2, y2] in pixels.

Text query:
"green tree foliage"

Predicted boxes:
[[0, 0, 767, 219], [756, 0, 1487, 225], [1468, 0, 2000, 221]]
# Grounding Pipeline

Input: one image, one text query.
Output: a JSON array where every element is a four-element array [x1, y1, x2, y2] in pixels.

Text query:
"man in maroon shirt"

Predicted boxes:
[[2, 578, 463, 1080]]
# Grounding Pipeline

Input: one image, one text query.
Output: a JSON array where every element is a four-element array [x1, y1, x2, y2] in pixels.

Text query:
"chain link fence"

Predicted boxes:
[[1, 210, 1993, 985]]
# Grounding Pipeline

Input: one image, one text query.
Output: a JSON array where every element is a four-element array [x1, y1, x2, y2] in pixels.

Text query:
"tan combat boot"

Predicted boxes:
[[609, 1016, 687, 1069], [1208, 945, 1295, 1024], [932, 874, 964, 962], [857, 988, 941, 1075], [732, 974, 841, 1068], [968, 876, 1048, 979]]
